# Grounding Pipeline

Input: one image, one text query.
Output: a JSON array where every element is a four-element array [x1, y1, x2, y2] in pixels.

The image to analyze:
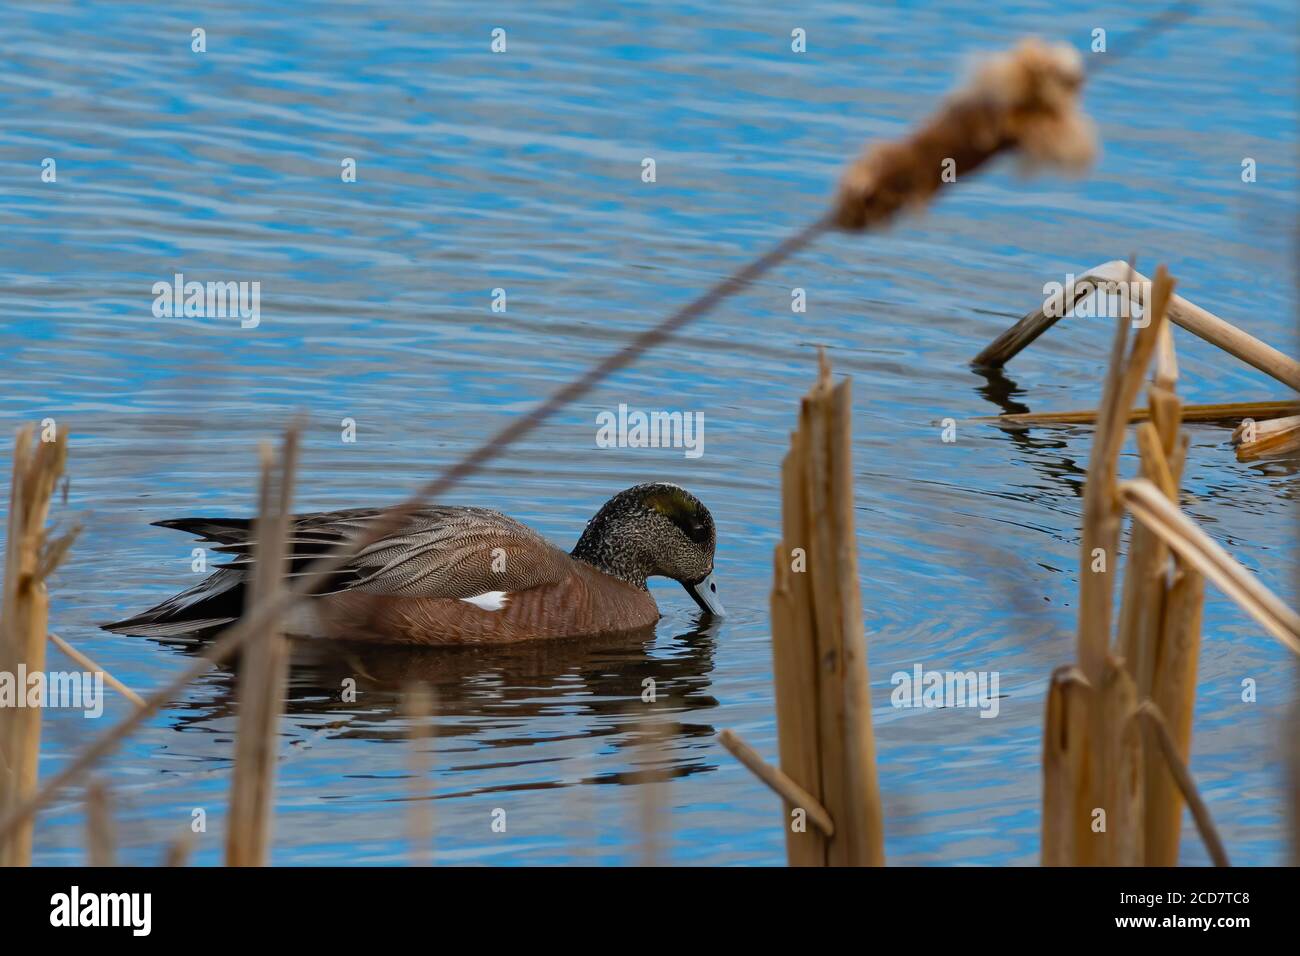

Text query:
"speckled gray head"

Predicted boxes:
[[571, 482, 724, 617]]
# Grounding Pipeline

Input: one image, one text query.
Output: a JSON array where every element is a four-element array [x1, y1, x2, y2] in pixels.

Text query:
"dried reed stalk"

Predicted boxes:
[[404, 682, 435, 866], [85, 778, 114, 867], [1233, 415, 1300, 462], [1291, 700, 1300, 867], [1053, 258, 1294, 866], [987, 400, 1300, 426], [1054, 267, 1176, 866], [1077, 265, 1171, 684], [1137, 702, 1229, 866], [826, 370, 884, 866], [225, 428, 299, 866], [48, 632, 145, 709], [1231, 414, 1300, 445], [974, 261, 1300, 391], [1154, 323, 1179, 391], [1120, 338, 1209, 866], [162, 829, 196, 867], [634, 717, 670, 867], [769, 428, 828, 866], [1041, 666, 1089, 865], [717, 729, 834, 837], [751, 352, 883, 866], [1120, 479, 1300, 653], [1116, 424, 1172, 693], [806, 354, 883, 866], [1145, 562, 1204, 864], [836, 39, 1094, 230], [0, 425, 67, 867], [1120, 387, 1179, 685], [1097, 661, 1143, 866]]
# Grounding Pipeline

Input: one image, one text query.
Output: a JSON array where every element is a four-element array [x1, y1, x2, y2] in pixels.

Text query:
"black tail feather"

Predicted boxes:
[[151, 517, 253, 544], [102, 568, 246, 637]]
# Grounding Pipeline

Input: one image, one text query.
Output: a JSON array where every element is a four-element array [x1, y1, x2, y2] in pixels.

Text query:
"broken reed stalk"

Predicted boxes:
[[1120, 479, 1300, 655], [760, 352, 884, 866], [1097, 661, 1143, 866], [162, 829, 196, 867], [634, 717, 670, 867], [1045, 265, 1180, 866], [717, 729, 834, 837], [85, 778, 114, 867], [404, 683, 435, 867], [48, 632, 145, 709], [1291, 699, 1300, 867], [1231, 414, 1300, 443], [1045, 264, 1292, 866], [1077, 263, 1171, 685], [0, 425, 67, 867], [986, 400, 1300, 426], [0, 35, 1108, 843], [1041, 666, 1089, 865], [1114, 339, 1200, 866], [769, 420, 829, 866], [225, 428, 299, 867], [1135, 351, 1212, 865], [1233, 415, 1300, 462], [1137, 702, 1229, 866], [973, 261, 1300, 392]]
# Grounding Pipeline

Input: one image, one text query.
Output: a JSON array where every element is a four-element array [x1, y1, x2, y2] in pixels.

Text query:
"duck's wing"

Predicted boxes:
[[173, 506, 574, 599]]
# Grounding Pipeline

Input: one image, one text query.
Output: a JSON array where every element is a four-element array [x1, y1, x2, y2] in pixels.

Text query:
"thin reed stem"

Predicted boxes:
[[718, 729, 835, 837], [1137, 702, 1229, 866], [48, 632, 145, 709]]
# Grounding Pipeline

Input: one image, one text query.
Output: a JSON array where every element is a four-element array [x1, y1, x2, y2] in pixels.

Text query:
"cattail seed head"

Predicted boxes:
[[835, 38, 1097, 231]]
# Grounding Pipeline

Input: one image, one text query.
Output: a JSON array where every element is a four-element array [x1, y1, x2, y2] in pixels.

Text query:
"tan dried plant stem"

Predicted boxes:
[[1137, 702, 1229, 866], [404, 682, 435, 866], [225, 428, 299, 866], [974, 261, 1300, 391], [1041, 666, 1090, 865], [717, 729, 834, 838], [47, 632, 145, 709], [729, 352, 883, 865], [1233, 415, 1300, 462], [85, 778, 114, 867], [1120, 480, 1300, 655], [0, 425, 68, 866], [1046, 266, 1174, 866], [987, 400, 1300, 426], [1078, 265, 1172, 685]]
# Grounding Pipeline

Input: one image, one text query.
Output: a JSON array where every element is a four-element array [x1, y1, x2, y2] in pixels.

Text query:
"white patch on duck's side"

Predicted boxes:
[[459, 590, 510, 611], [286, 602, 323, 637]]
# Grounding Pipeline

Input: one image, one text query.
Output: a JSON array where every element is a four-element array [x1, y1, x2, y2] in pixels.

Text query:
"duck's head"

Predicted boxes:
[[571, 482, 725, 617]]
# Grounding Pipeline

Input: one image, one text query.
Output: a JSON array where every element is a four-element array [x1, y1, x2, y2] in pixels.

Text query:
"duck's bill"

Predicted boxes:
[[686, 572, 726, 618]]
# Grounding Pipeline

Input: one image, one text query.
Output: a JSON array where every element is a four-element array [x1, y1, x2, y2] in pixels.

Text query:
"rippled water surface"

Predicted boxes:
[[2, 1, 1297, 865]]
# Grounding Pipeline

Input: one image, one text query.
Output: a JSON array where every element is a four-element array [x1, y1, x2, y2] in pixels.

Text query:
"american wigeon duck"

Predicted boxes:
[[103, 482, 725, 645]]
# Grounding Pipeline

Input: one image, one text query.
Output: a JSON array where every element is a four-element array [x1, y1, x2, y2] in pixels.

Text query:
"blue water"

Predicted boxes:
[[1, 0, 1296, 865]]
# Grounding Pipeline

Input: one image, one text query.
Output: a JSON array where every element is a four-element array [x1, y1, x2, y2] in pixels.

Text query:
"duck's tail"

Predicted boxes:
[[101, 567, 246, 637], [101, 517, 254, 637]]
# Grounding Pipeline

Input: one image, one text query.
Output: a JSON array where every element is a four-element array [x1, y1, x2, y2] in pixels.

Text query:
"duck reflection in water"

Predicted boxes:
[[158, 614, 723, 790]]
